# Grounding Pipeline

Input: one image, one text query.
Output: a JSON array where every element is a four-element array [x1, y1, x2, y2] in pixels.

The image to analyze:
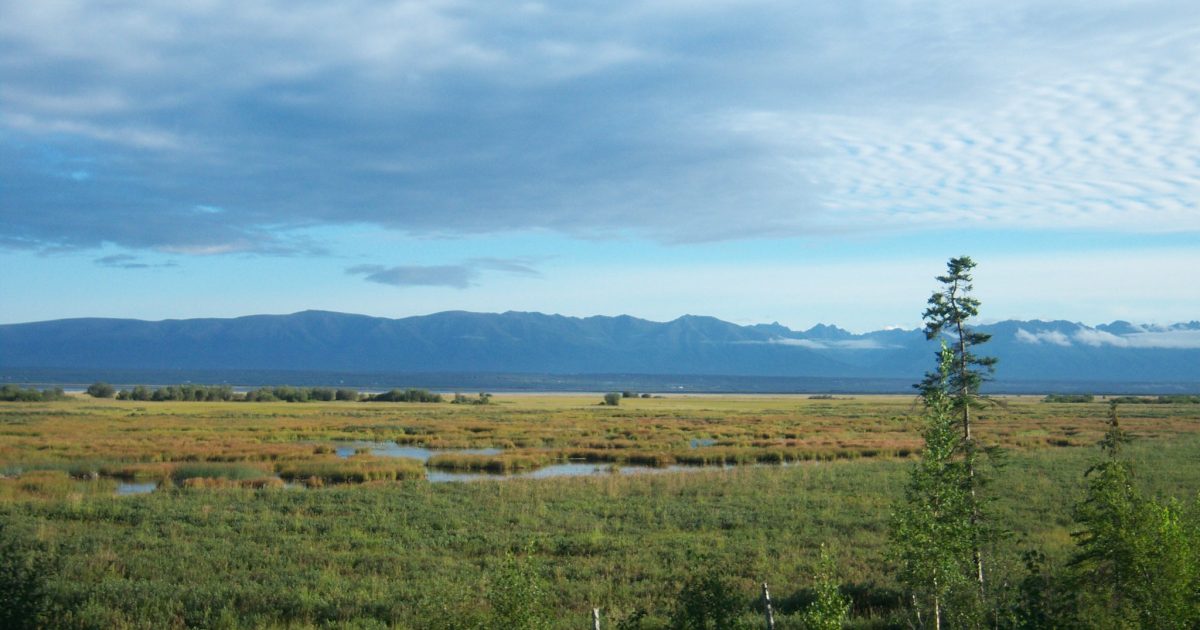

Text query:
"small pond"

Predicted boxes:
[[116, 481, 158, 496], [332, 441, 501, 461], [113, 441, 767, 492], [427, 462, 733, 483], [326, 441, 742, 483]]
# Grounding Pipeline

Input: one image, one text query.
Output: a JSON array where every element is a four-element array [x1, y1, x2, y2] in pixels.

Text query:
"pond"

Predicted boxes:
[[116, 475, 301, 495], [112, 441, 759, 492], [332, 441, 501, 461], [327, 441, 740, 482], [426, 462, 731, 483], [116, 481, 158, 495]]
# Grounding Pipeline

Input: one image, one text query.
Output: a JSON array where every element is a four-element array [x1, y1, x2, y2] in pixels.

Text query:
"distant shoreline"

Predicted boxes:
[[4, 367, 1197, 396]]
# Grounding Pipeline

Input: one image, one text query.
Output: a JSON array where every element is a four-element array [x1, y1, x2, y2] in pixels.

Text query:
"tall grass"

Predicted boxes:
[[276, 456, 424, 484]]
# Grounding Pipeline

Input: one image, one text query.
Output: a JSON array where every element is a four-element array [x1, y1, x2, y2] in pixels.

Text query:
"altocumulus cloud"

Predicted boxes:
[[2, 0, 1199, 255]]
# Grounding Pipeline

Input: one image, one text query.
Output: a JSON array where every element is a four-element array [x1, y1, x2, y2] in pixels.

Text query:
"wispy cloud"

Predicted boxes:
[[468, 257, 541, 277], [347, 264, 475, 289], [769, 337, 893, 350], [346, 257, 541, 288], [94, 254, 178, 269]]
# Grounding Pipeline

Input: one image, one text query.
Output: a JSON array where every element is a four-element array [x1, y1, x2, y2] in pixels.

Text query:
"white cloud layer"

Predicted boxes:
[[1017, 327, 1200, 349], [769, 337, 893, 350], [1015, 329, 1072, 347]]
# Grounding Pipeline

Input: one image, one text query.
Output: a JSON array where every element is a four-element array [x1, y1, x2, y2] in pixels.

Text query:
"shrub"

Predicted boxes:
[[0, 385, 66, 402], [603, 392, 621, 406], [1042, 394, 1093, 403], [368, 388, 443, 403], [452, 392, 493, 405], [86, 382, 116, 398], [799, 546, 851, 630], [669, 563, 743, 630], [488, 550, 550, 630], [0, 517, 59, 629]]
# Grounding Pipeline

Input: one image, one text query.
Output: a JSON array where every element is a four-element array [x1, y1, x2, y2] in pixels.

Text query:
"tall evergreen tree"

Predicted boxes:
[[920, 255, 996, 593]]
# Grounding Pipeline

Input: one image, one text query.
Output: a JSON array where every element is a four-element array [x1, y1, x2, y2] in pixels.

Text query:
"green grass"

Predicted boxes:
[[1, 436, 1197, 628], [1, 394, 1198, 627]]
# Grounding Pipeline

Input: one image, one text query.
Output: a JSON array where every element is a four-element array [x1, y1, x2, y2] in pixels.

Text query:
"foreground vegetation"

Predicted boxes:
[[5, 393, 1198, 481], [0, 392, 1197, 627], [1, 437, 1198, 628]]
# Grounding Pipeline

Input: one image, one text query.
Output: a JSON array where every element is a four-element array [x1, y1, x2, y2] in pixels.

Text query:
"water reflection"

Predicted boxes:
[[332, 442, 501, 460], [427, 462, 730, 483], [116, 481, 157, 495]]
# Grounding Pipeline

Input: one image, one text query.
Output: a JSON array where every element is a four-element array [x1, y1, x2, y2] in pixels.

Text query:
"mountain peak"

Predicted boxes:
[[803, 323, 852, 339]]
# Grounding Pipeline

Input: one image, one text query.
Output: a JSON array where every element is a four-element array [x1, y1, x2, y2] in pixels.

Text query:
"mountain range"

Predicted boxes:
[[2, 311, 1199, 389]]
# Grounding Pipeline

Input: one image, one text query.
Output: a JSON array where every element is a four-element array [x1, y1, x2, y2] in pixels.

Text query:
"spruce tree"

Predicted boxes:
[[921, 256, 996, 594]]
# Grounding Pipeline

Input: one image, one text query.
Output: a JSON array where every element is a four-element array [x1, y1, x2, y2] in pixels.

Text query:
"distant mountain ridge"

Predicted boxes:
[[1, 310, 1199, 385]]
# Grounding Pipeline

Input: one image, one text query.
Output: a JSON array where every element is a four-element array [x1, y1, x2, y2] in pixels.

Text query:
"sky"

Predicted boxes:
[[1, 0, 1198, 332]]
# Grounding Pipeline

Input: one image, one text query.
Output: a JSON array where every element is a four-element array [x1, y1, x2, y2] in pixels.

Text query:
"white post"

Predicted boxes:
[[762, 582, 776, 630]]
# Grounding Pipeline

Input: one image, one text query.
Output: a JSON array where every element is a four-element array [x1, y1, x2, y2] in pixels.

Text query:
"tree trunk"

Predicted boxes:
[[953, 297, 985, 597]]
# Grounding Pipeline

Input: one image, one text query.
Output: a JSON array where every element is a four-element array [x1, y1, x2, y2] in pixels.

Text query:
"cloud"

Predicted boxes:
[[94, 254, 178, 269], [1015, 328, 1072, 346], [1017, 326, 1200, 349], [1073, 329, 1200, 349], [1, 1, 1198, 254], [347, 264, 476, 289], [346, 257, 540, 288], [469, 257, 541, 276], [769, 337, 892, 350]]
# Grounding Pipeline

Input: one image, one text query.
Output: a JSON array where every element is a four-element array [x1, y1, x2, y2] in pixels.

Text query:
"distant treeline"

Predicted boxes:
[[75, 383, 482, 404], [1042, 394, 1095, 403], [1110, 394, 1200, 404], [1043, 393, 1200, 404], [0, 385, 68, 402], [114, 384, 235, 401]]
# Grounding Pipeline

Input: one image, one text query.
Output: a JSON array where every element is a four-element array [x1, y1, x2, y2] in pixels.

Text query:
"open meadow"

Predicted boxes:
[[2, 393, 1199, 628]]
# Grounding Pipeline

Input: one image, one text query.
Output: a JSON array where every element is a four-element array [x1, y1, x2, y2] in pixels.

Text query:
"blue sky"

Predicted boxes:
[[1, 0, 1198, 332]]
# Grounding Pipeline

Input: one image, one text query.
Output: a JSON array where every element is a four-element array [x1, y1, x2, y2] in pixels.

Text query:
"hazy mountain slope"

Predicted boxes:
[[2, 311, 1198, 383]]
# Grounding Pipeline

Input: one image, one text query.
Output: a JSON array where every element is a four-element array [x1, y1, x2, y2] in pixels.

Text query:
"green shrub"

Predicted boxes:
[[368, 388, 443, 403], [85, 382, 116, 398], [670, 562, 744, 629], [488, 550, 551, 630], [0, 516, 59, 629]]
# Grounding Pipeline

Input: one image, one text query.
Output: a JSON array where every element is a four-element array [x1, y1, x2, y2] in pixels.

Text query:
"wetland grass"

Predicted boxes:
[[1, 394, 1198, 627]]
